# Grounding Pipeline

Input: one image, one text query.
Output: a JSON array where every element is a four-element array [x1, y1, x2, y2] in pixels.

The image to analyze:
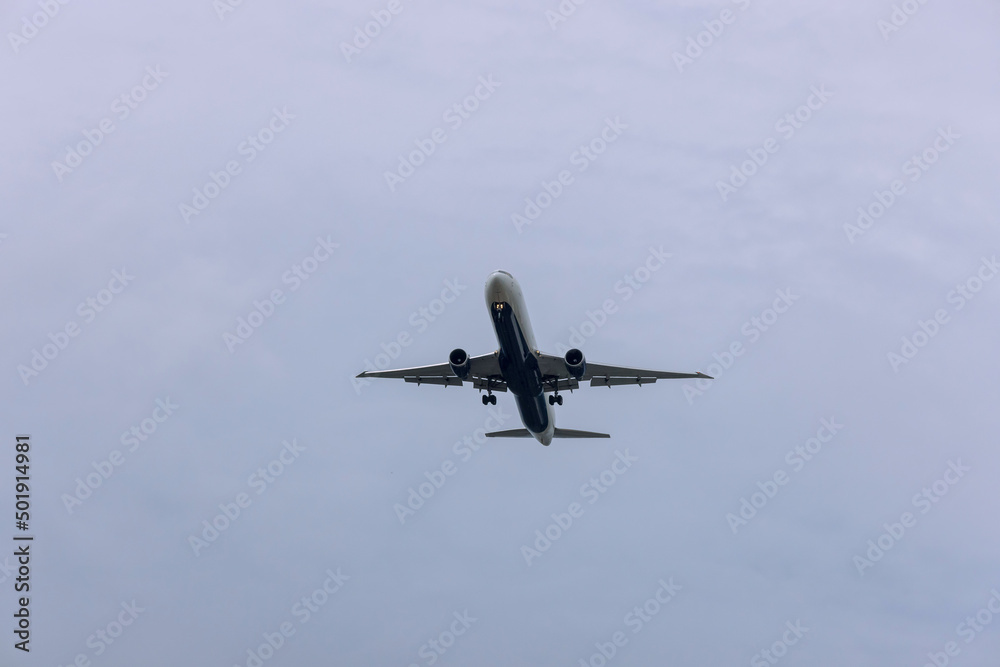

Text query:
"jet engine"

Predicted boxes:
[[449, 348, 471, 379], [564, 348, 586, 379]]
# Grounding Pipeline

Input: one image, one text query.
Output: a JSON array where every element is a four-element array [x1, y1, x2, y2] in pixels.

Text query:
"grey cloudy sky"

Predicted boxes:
[[2, 0, 999, 665]]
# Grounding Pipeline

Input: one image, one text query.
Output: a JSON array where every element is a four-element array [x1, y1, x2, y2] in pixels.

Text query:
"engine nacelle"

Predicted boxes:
[[564, 348, 586, 379], [449, 348, 471, 380]]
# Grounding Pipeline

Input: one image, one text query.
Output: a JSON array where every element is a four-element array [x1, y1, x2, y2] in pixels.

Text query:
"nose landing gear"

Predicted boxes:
[[548, 393, 563, 406]]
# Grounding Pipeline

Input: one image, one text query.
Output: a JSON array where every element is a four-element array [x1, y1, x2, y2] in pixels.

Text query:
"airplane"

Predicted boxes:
[[356, 271, 712, 445]]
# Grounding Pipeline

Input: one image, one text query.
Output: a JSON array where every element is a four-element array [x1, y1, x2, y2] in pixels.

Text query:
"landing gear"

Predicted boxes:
[[547, 378, 564, 405], [482, 378, 498, 405]]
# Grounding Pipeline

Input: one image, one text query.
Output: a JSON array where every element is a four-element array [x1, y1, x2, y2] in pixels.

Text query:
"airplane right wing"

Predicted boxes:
[[535, 353, 711, 389], [582, 362, 711, 387]]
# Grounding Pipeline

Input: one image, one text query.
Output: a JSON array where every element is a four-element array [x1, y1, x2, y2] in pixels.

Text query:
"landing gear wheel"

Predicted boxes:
[[548, 395, 556, 405], [489, 395, 497, 405], [556, 395, 563, 405], [482, 395, 490, 405]]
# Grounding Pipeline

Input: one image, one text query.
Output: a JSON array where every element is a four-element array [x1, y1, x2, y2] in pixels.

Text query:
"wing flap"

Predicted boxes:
[[471, 377, 508, 392], [542, 377, 579, 393]]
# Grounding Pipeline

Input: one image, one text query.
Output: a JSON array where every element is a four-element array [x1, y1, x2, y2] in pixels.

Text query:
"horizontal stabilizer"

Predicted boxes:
[[484, 428, 611, 439], [485, 429, 533, 438], [553, 428, 610, 438]]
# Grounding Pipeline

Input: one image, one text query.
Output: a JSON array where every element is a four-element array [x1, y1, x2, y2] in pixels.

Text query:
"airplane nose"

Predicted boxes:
[[484, 271, 508, 303]]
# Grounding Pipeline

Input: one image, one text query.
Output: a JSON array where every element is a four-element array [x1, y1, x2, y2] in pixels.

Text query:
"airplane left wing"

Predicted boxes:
[[356, 352, 508, 391]]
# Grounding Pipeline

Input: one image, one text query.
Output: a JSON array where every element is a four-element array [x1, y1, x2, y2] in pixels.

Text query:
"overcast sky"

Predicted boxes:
[[2, 0, 1000, 665]]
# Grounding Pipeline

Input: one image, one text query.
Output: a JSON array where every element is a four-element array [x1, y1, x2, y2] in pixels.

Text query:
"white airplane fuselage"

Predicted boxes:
[[484, 271, 556, 445]]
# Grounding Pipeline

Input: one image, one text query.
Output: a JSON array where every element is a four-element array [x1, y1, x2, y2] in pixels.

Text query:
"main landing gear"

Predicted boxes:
[[482, 377, 497, 405], [547, 378, 564, 405]]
